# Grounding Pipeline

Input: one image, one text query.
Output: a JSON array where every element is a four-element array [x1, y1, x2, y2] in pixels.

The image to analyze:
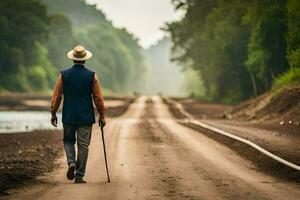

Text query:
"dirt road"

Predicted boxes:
[[3, 96, 300, 200]]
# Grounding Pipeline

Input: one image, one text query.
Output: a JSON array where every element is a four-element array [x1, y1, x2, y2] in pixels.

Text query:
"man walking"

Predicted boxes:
[[50, 45, 106, 183]]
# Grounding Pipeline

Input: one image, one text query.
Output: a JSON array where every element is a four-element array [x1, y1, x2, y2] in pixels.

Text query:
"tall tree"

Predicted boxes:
[[244, 0, 288, 95], [0, 0, 49, 91], [167, 0, 292, 103], [286, 0, 300, 69]]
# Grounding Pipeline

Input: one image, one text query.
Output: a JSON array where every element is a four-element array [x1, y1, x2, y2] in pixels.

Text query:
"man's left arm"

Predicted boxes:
[[50, 74, 63, 127], [92, 74, 106, 127]]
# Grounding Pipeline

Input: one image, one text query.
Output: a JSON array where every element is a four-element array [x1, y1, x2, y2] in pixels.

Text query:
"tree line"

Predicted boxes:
[[166, 0, 300, 103], [0, 0, 147, 94]]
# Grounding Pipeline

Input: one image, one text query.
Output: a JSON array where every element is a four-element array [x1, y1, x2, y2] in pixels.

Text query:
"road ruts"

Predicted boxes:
[[2, 96, 300, 200]]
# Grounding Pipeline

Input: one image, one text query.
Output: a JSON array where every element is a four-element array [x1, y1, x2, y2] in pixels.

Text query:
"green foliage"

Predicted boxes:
[[244, 0, 288, 95], [0, 0, 147, 94], [43, 0, 106, 27], [167, 0, 299, 103], [43, 0, 148, 94], [29, 42, 57, 89], [273, 0, 300, 91], [182, 68, 206, 98], [274, 67, 300, 88], [287, 0, 300, 69], [46, 13, 74, 69], [27, 66, 48, 91], [287, 49, 300, 69], [167, 0, 252, 102], [0, 0, 49, 92], [286, 0, 300, 51]]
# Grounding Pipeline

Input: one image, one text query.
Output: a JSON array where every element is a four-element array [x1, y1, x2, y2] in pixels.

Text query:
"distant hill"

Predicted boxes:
[[146, 37, 185, 96], [43, 0, 106, 27], [42, 0, 148, 94]]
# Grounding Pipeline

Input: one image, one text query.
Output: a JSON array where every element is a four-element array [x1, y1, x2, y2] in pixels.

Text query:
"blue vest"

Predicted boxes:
[[61, 64, 95, 125]]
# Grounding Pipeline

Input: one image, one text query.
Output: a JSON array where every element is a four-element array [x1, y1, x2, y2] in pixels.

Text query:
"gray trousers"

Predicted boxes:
[[63, 125, 92, 177]]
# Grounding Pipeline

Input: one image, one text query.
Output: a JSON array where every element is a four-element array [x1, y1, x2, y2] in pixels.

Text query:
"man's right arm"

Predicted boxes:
[[50, 74, 63, 127]]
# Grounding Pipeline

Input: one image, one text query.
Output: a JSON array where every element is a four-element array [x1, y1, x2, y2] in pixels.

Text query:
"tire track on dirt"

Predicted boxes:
[[137, 100, 188, 199], [135, 99, 224, 200], [163, 97, 300, 181], [152, 96, 300, 200], [149, 99, 270, 200]]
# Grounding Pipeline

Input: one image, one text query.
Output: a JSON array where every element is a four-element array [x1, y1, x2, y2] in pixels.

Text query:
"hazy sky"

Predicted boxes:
[[86, 0, 182, 48]]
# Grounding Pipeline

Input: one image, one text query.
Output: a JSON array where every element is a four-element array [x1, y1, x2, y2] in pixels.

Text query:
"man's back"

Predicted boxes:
[[61, 64, 95, 125]]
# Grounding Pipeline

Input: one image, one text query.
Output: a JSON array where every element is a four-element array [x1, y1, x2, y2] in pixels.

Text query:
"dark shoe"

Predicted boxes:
[[66, 163, 76, 180], [74, 176, 86, 184]]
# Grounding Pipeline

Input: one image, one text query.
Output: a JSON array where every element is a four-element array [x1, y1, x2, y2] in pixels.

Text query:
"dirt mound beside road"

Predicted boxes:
[[171, 98, 231, 119], [228, 85, 300, 124]]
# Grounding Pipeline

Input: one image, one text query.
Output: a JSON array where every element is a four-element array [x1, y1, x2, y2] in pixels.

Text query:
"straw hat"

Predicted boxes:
[[67, 45, 92, 61]]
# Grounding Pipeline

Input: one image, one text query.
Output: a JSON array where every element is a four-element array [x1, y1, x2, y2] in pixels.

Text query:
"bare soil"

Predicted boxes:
[[105, 97, 136, 118], [172, 98, 231, 119], [0, 95, 135, 196], [227, 85, 300, 124], [165, 96, 300, 182], [0, 130, 62, 196], [4, 96, 300, 200]]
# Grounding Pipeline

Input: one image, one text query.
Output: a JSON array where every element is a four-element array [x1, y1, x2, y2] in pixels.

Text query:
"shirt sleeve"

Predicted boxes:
[[50, 74, 63, 115], [92, 74, 106, 117]]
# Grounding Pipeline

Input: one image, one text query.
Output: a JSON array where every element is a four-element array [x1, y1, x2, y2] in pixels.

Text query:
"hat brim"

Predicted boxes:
[[67, 50, 92, 61]]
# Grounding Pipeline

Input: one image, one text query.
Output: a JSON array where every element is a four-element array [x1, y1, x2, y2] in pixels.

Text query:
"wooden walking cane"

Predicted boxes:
[[100, 125, 111, 183]]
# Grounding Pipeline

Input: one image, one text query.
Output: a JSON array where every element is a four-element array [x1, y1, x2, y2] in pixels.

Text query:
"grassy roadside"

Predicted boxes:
[[273, 68, 300, 90]]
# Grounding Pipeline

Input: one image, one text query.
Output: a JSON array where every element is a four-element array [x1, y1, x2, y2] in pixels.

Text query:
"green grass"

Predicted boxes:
[[273, 67, 300, 89]]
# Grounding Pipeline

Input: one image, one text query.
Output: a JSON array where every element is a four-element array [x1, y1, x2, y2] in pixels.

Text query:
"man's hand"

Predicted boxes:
[[51, 114, 58, 127], [99, 116, 106, 128]]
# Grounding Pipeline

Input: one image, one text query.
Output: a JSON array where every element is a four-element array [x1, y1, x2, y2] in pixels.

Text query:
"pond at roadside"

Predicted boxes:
[[0, 111, 62, 133]]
